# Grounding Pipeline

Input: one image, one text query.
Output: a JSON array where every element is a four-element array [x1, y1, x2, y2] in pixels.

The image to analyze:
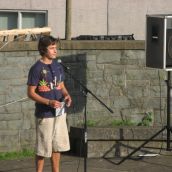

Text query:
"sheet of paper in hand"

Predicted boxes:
[[55, 102, 65, 116]]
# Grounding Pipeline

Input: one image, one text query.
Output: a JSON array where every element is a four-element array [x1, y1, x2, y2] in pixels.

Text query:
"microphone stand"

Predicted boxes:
[[60, 61, 113, 172]]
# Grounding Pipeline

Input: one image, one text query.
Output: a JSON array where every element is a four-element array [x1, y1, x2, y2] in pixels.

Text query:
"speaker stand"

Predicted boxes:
[[112, 71, 172, 165]]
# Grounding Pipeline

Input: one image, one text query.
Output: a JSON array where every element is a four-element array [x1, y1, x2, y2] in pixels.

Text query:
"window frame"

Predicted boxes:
[[0, 9, 48, 30]]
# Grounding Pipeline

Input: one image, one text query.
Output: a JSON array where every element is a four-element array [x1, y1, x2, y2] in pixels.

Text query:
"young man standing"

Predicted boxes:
[[27, 35, 72, 172]]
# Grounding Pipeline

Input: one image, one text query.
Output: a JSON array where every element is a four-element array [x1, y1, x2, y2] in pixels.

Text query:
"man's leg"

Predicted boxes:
[[36, 155, 44, 172], [51, 152, 61, 172]]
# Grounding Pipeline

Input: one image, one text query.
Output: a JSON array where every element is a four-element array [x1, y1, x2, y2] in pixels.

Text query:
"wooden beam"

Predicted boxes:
[[0, 27, 51, 36]]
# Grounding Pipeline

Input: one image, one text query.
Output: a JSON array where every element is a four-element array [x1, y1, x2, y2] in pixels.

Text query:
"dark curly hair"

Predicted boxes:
[[38, 35, 58, 56]]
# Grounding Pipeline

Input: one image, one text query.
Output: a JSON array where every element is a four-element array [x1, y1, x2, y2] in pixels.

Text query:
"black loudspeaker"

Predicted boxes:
[[146, 14, 172, 70]]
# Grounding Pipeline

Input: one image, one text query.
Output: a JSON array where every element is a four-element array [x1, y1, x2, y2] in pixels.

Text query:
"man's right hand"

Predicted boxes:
[[49, 100, 62, 108]]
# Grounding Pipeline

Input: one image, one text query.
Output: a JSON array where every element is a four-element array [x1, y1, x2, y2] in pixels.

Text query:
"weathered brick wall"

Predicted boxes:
[[0, 40, 168, 153]]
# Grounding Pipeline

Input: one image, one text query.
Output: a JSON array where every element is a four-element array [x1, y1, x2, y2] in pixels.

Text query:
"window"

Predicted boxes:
[[0, 10, 47, 30]]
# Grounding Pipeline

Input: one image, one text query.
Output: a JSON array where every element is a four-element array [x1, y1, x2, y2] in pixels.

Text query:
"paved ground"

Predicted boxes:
[[0, 153, 172, 172]]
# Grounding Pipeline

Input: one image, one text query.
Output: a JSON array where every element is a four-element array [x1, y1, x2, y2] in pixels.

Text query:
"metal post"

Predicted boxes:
[[65, 0, 72, 40]]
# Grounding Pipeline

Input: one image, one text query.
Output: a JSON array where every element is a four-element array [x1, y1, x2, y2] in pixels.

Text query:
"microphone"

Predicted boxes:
[[57, 59, 70, 70]]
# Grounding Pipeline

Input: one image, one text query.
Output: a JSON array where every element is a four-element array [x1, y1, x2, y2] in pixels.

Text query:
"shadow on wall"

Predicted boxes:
[[58, 53, 87, 115]]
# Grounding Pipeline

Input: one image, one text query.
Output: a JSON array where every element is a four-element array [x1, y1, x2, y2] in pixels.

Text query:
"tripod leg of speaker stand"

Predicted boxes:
[[116, 126, 166, 165], [117, 71, 172, 164]]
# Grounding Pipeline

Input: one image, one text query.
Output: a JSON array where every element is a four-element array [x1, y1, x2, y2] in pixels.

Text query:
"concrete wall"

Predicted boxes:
[[1, 0, 172, 39]]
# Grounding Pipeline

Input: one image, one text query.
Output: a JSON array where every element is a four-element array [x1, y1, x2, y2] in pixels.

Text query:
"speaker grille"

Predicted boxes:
[[166, 29, 172, 67], [167, 35, 172, 58], [146, 16, 164, 69]]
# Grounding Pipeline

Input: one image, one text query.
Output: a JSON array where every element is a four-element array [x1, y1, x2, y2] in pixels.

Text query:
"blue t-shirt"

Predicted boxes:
[[27, 59, 65, 118]]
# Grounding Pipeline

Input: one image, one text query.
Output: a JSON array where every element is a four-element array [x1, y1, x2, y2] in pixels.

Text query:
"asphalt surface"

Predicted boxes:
[[0, 152, 172, 172]]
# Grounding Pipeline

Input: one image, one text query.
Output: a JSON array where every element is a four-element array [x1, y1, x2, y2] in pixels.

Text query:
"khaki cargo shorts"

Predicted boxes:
[[36, 113, 70, 157]]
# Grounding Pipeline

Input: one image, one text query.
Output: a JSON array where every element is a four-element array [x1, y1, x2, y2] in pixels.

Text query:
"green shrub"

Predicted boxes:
[[138, 112, 153, 126]]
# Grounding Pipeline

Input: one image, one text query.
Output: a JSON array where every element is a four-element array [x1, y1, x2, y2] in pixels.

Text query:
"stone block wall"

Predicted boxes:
[[58, 41, 167, 128], [0, 40, 168, 153], [0, 43, 38, 152]]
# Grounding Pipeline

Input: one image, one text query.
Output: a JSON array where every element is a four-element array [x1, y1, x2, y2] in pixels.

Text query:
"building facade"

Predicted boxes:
[[0, 0, 172, 40]]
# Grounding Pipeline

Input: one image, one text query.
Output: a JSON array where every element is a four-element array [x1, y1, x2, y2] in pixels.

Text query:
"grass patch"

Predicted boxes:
[[0, 149, 35, 160], [110, 119, 137, 127], [78, 112, 153, 127], [86, 119, 98, 127]]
